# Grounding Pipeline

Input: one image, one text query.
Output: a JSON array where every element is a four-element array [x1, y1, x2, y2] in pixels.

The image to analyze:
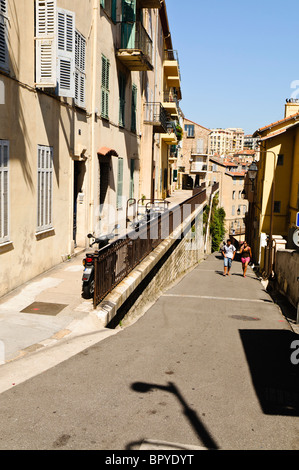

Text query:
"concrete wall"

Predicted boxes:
[[275, 249, 299, 308]]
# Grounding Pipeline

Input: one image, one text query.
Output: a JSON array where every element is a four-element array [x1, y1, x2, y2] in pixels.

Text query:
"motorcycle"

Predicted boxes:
[[82, 224, 119, 299]]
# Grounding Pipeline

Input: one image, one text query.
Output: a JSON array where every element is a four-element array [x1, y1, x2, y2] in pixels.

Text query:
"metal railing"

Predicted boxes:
[[163, 90, 179, 107], [92, 187, 220, 308], [119, 21, 153, 65], [164, 49, 181, 81]]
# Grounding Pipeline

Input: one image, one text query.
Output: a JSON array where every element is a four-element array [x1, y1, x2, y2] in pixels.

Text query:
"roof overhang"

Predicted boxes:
[[98, 147, 118, 157]]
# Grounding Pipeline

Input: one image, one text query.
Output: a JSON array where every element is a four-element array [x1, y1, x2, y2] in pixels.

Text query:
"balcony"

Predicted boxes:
[[163, 50, 181, 98], [163, 90, 179, 118], [161, 121, 179, 145], [116, 21, 153, 71], [138, 0, 162, 7], [144, 102, 169, 133], [190, 162, 208, 173]]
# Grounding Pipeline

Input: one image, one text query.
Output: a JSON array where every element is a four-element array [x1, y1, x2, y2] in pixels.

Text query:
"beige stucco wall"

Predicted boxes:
[[0, 1, 168, 297]]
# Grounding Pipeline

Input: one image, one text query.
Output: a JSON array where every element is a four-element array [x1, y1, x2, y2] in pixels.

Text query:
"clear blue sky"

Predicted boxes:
[[166, 0, 299, 134]]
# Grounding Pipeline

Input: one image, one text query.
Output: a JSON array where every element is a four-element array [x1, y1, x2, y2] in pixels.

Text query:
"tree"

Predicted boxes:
[[204, 194, 226, 252]]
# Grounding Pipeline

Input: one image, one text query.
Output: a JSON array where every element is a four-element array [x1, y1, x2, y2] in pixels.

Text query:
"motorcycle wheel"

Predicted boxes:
[[82, 279, 95, 299]]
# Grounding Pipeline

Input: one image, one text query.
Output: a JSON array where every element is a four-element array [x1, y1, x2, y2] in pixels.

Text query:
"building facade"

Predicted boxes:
[[0, 0, 181, 297], [208, 156, 248, 243], [176, 118, 211, 190], [246, 101, 299, 269], [208, 127, 244, 156]]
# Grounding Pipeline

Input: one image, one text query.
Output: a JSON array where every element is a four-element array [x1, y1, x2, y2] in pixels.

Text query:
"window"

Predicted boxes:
[[37, 145, 53, 232], [277, 154, 284, 166], [75, 30, 86, 108], [101, 55, 110, 119], [35, 1, 75, 98], [119, 72, 126, 127], [117, 157, 123, 209], [0, 140, 9, 244], [232, 191, 235, 200], [232, 205, 235, 216], [274, 201, 281, 213], [196, 138, 204, 154], [131, 84, 137, 133], [184, 124, 195, 138], [0, 0, 8, 71], [100, 0, 117, 22]]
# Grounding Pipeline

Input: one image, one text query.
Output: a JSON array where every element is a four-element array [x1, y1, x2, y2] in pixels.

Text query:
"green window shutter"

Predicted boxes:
[[130, 159, 134, 199], [131, 84, 137, 133], [111, 0, 117, 22], [117, 157, 124, 209], [101, 55, 110, 119], [119, 73, 126, 127]]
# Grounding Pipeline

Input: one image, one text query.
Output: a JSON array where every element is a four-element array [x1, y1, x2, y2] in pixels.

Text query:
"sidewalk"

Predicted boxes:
[[0, 251, 99, 363]]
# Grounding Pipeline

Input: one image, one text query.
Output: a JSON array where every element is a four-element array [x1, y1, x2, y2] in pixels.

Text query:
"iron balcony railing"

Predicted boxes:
[[119, 21, 153, 66], [163, 90, 179, 107], [92, 186, 219, 308], [144, 102, 169, 133]]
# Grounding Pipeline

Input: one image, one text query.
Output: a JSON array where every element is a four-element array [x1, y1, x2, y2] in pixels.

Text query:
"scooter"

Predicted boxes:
[[82, 224, 119, 299]]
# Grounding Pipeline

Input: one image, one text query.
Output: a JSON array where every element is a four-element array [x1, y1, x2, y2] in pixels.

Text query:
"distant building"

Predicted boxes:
[[208, 156, 249, 243], [208, 128, 244, 156], [177, 118, 211, 190], [244, 134, 260, 150]]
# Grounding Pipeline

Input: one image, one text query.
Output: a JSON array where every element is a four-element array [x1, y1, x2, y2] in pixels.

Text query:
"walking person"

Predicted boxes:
[[240, 241, 252, 278], [221, 239, 236, 276]]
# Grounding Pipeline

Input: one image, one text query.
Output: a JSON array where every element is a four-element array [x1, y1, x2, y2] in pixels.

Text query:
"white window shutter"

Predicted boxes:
[[35, 0, 57, 87], [0, 0, 8, 71], [57, 8, 75, 98], [75, 30, 86, 108]]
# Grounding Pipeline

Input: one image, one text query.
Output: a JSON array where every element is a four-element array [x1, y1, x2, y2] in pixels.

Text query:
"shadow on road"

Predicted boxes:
[[239, 329, 299, 416], [127, 381, 219, 450]]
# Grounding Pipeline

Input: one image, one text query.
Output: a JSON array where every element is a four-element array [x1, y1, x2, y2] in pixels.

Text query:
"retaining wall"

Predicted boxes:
[[275, 250, 299, 308], [94, 203, 209, 327]]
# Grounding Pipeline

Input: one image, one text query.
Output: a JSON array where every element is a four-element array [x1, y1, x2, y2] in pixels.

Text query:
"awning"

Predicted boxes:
[[98, 147, 118, 157]]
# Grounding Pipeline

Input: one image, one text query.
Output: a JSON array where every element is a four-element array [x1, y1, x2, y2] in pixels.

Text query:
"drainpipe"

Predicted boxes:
[[204, 188, 219, 254], [89, 0, 98, 233]]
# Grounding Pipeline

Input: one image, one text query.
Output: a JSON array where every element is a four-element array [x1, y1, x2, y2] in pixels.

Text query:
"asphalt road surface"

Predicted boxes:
[[0, 254, 298, 450]]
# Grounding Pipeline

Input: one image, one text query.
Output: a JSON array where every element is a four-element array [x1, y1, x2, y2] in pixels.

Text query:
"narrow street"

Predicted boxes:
[[0, 253, 298, 450]]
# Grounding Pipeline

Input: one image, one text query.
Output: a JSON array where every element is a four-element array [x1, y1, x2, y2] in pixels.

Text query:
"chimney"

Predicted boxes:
[[285, 99, 299, 118]]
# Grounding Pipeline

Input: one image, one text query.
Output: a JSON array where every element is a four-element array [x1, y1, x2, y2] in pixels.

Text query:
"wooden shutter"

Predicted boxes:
[[37, 145, 53, 232], [0, 0, 8, 71], [75, 30, 86, 108], [0, 140, 9, 243], [131, 84, 137, 133], [119, 73, 126, 127], [101, 56, 110, 119], [130, 159, 134, 200], [35, 0, 57, 87], [57, 8, 75, 97], [117, 157, 123, 209]]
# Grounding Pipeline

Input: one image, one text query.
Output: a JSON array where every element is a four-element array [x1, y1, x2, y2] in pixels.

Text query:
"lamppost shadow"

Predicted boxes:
[[128, 381, 219, 450]]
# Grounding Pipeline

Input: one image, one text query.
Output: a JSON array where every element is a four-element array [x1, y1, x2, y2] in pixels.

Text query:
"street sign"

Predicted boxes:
[[293, 229, 299, 247], [297, 212, 299, 228]]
